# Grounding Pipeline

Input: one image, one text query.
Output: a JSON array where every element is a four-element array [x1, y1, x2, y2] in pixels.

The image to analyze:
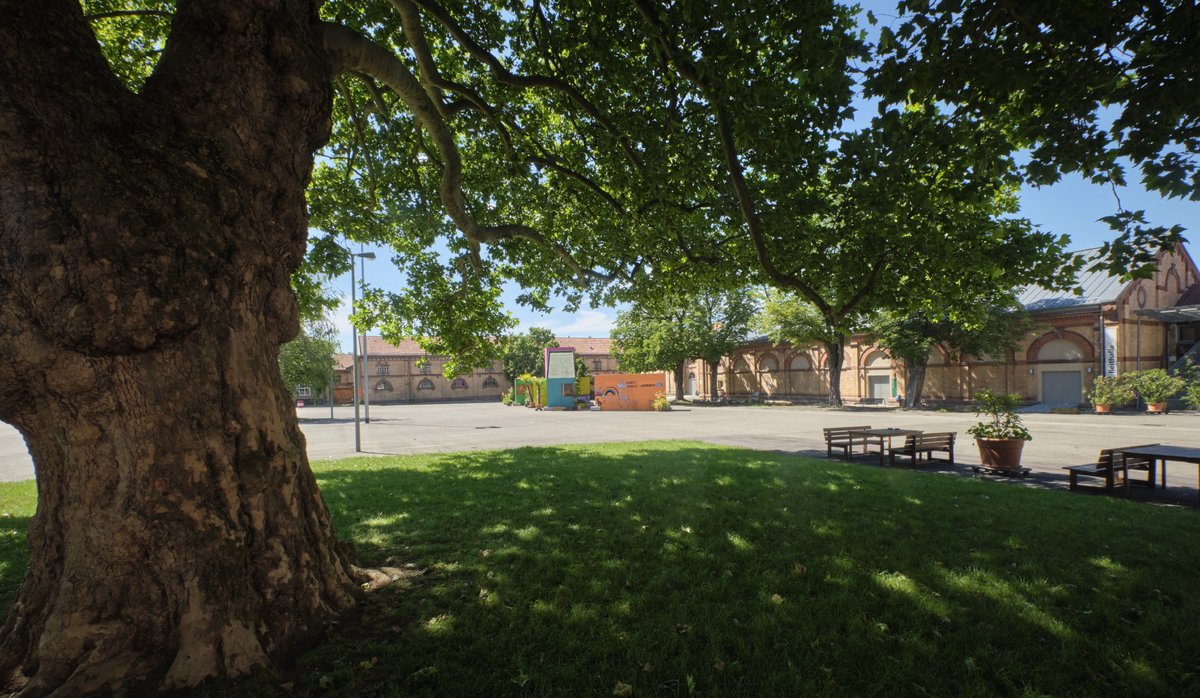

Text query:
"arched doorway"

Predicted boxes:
[[1034, 337, 1089, 406], [863, 351, 892, 402]]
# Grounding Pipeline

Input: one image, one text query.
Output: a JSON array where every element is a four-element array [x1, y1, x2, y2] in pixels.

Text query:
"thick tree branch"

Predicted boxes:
[[409, 0, 646, 173], [632, 0, 834, 317], [320, 22, 615, 285]]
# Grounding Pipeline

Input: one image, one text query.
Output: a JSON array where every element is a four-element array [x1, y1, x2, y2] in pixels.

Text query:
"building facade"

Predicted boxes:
[[331, 336, 617, 404], [687, 245, 1200, 407]]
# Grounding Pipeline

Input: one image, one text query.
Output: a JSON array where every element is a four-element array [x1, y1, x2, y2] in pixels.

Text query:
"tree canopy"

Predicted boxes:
[[868, 0, 1199, 277]]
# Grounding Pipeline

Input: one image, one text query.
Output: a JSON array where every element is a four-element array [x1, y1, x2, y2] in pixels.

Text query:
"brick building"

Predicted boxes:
[[331, 336, 617, 404], [685, 244, 1200, 407]]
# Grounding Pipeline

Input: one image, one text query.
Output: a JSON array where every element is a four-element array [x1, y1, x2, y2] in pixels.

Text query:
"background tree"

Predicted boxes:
[[613, 288, 755, 401], [755, 290, 860, 405], [868, 0, 1198, 277], [682, 290, 757, 402], [611, 298, 691, 400], [869, 299, 1037, 407], [498, 328, 558, 384], [278, 321, 340, 401]]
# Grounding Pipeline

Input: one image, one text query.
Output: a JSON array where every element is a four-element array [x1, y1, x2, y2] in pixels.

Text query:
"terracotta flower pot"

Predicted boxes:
[[1146, 402, 1168, 414], [1094, 404, 1111, 414], [976, 438, 1026, 471]]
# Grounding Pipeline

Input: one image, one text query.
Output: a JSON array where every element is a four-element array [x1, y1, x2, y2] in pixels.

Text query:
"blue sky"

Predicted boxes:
[[323, 2, 1199, 352]]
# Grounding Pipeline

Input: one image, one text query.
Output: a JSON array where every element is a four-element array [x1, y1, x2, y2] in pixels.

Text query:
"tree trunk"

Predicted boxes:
[[904, 359, 929, 408], [674, 360, 686, 401], [0, 1, 362, 694], [825, 337, 845, 406]]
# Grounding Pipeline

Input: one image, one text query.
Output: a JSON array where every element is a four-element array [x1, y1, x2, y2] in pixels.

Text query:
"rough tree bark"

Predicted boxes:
[[903, 359, 929, 408], [674, 360, 686, 401], [0, 1, 363, 694]]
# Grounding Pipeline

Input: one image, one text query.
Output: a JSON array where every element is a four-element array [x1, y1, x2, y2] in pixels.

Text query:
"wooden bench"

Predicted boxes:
[[888, 432, 955, 466], [1064, 445, 1159, 493], [824, 426, 872, 460]]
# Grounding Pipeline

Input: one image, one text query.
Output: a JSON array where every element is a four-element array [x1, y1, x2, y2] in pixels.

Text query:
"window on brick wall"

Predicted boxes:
[[418, 378, 435, 391], [451, 378, 468, 390]]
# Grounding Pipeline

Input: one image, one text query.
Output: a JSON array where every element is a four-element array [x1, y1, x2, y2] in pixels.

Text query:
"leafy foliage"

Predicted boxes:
[[80, 0, 1085, 371], [869, 0, 1199, 278], [498, 328, 557, 383], [1126, 368, 1187, 404], [614, 289, 754, 369], [278, 322, 339, 398], [966, 390, 1032, 441], [1088, 375, 1137, 407]]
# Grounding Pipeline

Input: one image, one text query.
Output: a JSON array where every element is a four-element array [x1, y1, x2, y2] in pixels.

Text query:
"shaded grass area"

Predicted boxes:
[[2, 441, 1200, 695]]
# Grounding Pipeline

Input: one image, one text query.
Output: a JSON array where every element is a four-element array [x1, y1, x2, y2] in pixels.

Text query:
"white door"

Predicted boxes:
[[868, 375, 890, 402]]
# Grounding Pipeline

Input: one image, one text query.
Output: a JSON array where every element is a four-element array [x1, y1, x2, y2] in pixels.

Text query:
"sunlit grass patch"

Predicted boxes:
[[2, 441, 1199, 697]]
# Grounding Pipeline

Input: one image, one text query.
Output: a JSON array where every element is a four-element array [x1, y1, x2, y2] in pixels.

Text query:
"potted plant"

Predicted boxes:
[[966, 389, 1031, 471], [1128, 369, 1186, 413], [1088, 375, 1135, 414]]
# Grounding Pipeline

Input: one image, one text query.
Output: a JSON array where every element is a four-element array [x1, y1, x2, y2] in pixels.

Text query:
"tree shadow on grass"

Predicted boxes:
[[220, 442, 1200, 697]]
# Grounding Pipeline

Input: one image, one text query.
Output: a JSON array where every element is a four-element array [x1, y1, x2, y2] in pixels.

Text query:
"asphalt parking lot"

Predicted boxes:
[[3, 401, 1199, 503]]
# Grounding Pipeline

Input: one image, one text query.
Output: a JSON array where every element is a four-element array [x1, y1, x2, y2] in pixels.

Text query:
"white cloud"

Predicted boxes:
[[545, 309, 616, 337]]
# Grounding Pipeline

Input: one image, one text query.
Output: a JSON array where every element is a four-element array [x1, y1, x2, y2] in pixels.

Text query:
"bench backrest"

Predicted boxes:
[[823, 426, 872, 443], [1099, 445, 1159, 469], [907, 432, 955, 448]]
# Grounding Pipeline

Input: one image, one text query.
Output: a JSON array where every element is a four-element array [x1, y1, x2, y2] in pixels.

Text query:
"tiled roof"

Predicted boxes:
[[361, 336, 427, 355], [1178, 283, 1200, 307], [333, 353, 354, 371], [1016, 248, 1128, 312], [556, 337, 612, 355]]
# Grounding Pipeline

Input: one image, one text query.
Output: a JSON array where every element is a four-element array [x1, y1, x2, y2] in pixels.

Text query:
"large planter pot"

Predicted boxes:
[[1094, 404, 1111, 414], [1146, 402, 1168, 414], [976, 438, 1026, 471]]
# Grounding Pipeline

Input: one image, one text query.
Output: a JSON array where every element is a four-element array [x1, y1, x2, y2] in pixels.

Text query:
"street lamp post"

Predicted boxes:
[[349, 250, 376, 452], [361, 251, 373, 425]]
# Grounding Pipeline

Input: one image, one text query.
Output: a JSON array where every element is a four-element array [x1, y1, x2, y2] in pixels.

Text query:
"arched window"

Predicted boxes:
[[733, 356, 752, 373], [790, 354, 811, 371], [417, 378, 435, 391], [1038, 339, 1085, 362], [451, 377, 468, 390], [374, 379, 393, 392], [759, 356, 779, 373], [863, 351, 890, 368], [483, 376, 498, 388]]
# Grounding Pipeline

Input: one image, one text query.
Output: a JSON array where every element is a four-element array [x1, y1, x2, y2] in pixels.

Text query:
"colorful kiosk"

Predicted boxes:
[[544, 347, 578, 409]]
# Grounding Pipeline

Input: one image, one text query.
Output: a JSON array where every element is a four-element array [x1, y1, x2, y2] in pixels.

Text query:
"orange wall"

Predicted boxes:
[[593, 373, 667, 411]]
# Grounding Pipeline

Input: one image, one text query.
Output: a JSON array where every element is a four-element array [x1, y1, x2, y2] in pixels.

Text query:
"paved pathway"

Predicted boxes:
[[3, 402, 1199, 504]]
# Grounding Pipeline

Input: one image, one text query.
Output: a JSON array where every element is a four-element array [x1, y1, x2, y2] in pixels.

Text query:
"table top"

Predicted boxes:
[[849, 428, 924, 437], [1120, 445, 1200, 463]]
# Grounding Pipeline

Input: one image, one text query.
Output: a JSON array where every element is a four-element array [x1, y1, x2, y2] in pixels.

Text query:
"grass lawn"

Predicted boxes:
[[3, 440, 1200, 696]]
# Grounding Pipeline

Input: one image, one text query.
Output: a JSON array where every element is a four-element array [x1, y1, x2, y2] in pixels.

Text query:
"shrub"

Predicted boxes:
[[1088, 375, 1135, 407], [1127, 368, 1187, 404], [651, 392, 671, 412], [966, 389, 1031, 441]]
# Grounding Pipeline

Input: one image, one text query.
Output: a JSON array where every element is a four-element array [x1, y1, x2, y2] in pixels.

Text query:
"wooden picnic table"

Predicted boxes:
[[1119, 445, 1200, 504], [848, 428, 923, 466]]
